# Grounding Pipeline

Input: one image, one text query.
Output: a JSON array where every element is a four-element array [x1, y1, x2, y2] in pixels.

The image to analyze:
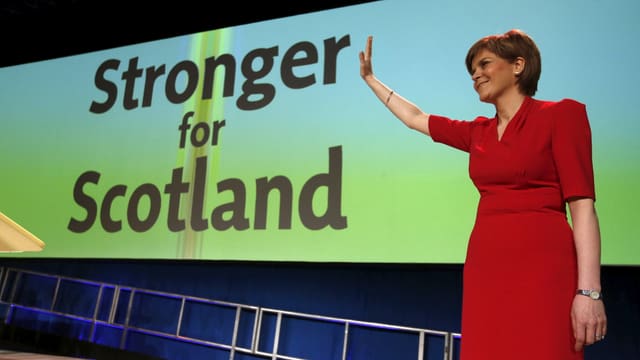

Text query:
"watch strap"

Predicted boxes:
[[576, 289, 603, 300]]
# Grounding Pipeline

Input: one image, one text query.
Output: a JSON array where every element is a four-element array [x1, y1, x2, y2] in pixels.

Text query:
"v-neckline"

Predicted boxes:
[[497, 121, 509, 142], [495, 96, 531, 143]]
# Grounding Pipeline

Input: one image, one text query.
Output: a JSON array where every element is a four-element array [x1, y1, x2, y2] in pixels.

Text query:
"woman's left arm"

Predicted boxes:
[[569, 197, 607, 352]]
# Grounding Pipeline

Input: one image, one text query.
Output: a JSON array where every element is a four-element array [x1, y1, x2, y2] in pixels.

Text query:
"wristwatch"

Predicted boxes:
[[576, 289, 603, 300]]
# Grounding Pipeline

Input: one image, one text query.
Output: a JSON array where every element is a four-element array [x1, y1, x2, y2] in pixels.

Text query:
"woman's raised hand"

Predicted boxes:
[[359, 35, 373, 80]]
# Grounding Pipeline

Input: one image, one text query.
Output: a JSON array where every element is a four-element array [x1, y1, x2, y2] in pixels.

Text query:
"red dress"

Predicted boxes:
[[429, 96, 595, 360]]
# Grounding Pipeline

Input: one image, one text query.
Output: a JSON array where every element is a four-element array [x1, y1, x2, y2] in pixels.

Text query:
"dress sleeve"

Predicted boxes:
[[428, 114, 474, 153], [551, 99, 596, 201]]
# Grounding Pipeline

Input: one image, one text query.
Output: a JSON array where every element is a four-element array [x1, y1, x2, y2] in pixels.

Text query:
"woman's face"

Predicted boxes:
[[470, 49, 520, 104]]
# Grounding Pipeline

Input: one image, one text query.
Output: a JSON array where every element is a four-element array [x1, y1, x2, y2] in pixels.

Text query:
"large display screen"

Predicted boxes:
[[1, 0, 638, 264]]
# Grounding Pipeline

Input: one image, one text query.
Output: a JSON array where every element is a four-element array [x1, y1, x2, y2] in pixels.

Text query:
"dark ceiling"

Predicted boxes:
[[0, 0, 373, 68]]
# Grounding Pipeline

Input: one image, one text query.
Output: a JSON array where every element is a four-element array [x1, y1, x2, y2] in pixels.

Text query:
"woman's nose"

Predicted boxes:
[[471, 69, 480, 81]]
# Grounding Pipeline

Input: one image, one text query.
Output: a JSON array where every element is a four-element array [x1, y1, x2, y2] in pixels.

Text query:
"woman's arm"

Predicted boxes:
[[569, 197, 607, 351], [359, 36, 431, 136]]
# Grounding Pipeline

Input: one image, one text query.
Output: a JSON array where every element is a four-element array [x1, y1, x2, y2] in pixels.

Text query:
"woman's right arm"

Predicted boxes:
[[359, 35, 432, 136]]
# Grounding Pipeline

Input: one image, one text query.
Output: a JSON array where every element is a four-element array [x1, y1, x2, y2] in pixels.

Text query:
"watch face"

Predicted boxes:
[[589, 291, 601, 300]]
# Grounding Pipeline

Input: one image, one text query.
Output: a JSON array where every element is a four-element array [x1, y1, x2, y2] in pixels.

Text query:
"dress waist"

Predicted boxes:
[[477, 188, 565, 215]]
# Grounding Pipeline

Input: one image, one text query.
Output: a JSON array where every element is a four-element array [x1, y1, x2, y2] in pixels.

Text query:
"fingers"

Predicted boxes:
[[595, 319, 607, 342], [360, 36, 372, 62], [573, 323, 585, 352], [586, 323, 597, 346], [573, 326, 597, 351], [573, 316, 607, 351], [593, 309, 608, 343], [572, 296, 607, 351], [359, 36, 373, 78]]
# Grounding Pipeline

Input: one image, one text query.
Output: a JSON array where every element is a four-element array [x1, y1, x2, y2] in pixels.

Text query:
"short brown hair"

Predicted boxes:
[[465, 29, 541, 96]]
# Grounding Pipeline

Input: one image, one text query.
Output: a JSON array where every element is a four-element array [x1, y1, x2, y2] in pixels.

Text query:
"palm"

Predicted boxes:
[[359, 36, 373, 79]]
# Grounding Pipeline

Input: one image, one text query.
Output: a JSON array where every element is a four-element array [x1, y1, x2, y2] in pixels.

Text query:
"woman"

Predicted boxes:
[[359, 29, 607, 359]]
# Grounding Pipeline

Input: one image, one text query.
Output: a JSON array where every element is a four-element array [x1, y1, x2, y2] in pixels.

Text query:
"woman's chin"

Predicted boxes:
[[478, 94, 493, 104]]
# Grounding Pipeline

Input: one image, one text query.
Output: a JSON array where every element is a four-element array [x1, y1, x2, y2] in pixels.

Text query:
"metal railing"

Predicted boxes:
[[0, 267, 461, 360]]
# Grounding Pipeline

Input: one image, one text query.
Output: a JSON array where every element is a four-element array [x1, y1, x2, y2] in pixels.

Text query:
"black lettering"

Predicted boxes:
[[210, 120, 225, 146], [68, 171, 100, 232], [299, 146, 347, 230], [178, 111, 194, 149], [190, 156, 208, 231], [90, 34, 353, 114], [89, 59, 120, 114], [323, 35, 351, 84], [202, 54, 236, 99], [142, 64, 166, 107], [128, 183, 161, 232], [255, 176, 293, 229], [166, 60, 199, 104], [237, 47, 278, 111], [164, 166, 190, 232], [191, 122, 210, 147], [101, 185, 126, 232], [212, 178, 250, 231], [281, 41, 318, 89], [122, 57, 144, 110]]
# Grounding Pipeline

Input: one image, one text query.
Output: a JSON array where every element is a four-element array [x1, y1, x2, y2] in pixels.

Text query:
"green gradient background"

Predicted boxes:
[[1, 0, 638, 264]]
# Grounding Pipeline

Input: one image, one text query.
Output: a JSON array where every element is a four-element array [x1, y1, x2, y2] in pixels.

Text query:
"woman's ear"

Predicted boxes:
[[514, 56, 525, 75]]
